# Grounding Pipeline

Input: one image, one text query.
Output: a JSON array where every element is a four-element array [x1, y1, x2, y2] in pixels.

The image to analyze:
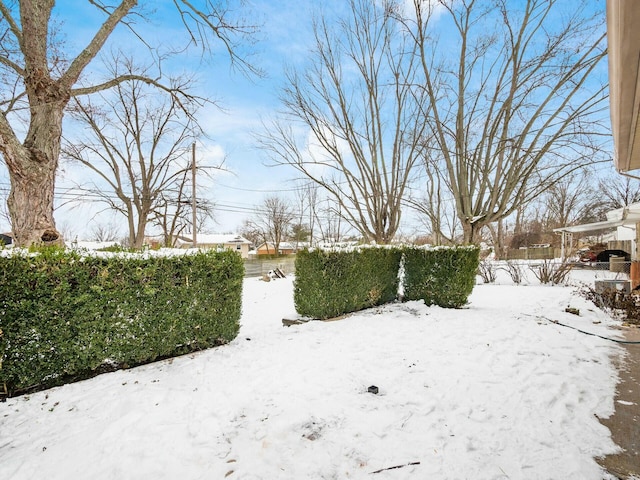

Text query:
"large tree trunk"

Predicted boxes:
[[134, 212, 148, 248], [486, 220, 506, 260], [7, 155, 60, 246], [461, 220, 482, 245], [4, 100, 65, 246]]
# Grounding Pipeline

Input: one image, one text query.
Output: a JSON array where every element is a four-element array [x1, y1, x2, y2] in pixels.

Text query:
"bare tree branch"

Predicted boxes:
[[245, 195, 295, 254], [172, 0, 263, 76], [60, 0, 138, 90], [0, 2, 22, 47]]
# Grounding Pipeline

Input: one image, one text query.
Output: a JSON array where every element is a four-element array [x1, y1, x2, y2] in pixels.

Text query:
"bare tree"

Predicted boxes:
[[62, 64, 210, 248], [0, 1, 258, 246], [239, 219, 262, 250], [485, 170, 600, 256], [401, 0, 609, 243], [150, 170, 192, 247], [90, 222, 120, 243], [246, 195, 295, 255], [315, 196, 349, 244], [406, 154, 460, 245], [149, 168, 215, 248], [292, 181, 316, 247], [490, 169, 603, 253], [56, 220, 78, 245], [294, 181, 347, 246], [258, 0, 429, 244], [541, 170, 601, 228], [597, 175, 640, 212], [485, 220, 508, 259]]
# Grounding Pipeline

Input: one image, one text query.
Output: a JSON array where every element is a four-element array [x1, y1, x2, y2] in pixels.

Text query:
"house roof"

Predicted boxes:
[[554, 202, 640, 233], [173, 234, 251, 247], [195, 234, 251, 245], [553, 219, 628, 234], [607, 0, 640, 172], [69, 240, 119, 250], [256, 241, 309, 250]]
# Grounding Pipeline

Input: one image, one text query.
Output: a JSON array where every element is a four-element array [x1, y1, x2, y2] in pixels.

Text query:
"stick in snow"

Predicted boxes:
[[370, 462, 420, 474]]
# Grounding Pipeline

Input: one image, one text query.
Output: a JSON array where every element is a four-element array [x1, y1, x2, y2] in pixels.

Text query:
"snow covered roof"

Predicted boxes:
[[192, 234, 251, 245], [554, 202, 640, 234], [69, 240, 120, 250], [257, 242, 305, 250]]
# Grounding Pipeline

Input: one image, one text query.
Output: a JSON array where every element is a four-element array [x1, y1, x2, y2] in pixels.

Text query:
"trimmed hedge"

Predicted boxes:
[[402, 246, 480, 308], [0, 248, 244, 396], [294, 247, 402, 320]]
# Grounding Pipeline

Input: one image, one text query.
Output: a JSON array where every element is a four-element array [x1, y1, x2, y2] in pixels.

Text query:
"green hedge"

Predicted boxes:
[[294, 247, 402, 320], [0, 248, 244, 396], [402, 246, 480, 308]]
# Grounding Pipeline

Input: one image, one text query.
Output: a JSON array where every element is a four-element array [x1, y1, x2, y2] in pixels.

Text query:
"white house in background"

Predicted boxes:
[[254, 241, 310, 256], [68, 240, 120, 250], [554, 202, 640, 260], [176, 234, 252, 259]]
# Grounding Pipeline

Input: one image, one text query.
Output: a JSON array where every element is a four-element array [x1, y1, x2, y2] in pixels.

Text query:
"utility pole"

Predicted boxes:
[[192, 142, 197, 247]]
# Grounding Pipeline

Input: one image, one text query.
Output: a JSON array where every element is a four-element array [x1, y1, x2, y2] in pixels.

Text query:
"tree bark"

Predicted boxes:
[[7, 154, 60, 246], [461, 220, 481, 245], [4, 99, 66, 246]]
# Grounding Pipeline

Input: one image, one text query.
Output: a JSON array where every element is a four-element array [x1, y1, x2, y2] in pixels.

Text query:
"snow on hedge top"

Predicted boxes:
[[308, 242, 479, 253]]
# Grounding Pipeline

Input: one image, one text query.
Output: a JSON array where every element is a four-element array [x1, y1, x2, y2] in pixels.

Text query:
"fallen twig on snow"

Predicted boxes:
[[370, 462, 420, 474]]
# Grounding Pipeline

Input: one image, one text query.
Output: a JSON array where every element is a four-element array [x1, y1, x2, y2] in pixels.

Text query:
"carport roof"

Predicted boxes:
[[553, 219, 629, 234]]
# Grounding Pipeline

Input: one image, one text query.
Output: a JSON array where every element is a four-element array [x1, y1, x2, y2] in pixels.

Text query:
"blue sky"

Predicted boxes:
[[0, 0, 617, 241]]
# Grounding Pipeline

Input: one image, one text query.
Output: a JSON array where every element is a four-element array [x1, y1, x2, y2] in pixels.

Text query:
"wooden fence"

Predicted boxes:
[[505, 247, 558, 260], [243, 255, 297, 278]]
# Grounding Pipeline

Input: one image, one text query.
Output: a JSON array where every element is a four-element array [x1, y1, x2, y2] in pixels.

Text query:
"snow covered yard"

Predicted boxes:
[[0, 269, 627, 479]]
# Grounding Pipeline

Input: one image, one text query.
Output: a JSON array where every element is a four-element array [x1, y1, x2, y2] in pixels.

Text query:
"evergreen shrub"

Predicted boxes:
[[402, 246, 480, 308], [294, 247, 402, 319], [0, 248, 243, 396]]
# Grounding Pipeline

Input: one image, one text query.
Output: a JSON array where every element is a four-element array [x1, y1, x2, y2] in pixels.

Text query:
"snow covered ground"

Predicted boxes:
[[0, 267, 630, 479]]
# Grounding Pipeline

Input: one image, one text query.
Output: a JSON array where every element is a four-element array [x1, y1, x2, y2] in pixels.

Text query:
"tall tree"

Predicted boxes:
[[597, 174, 640, 212], [315, 196, 349, 244], [245, 195, 295, 255], [494, 170, 600, 252], [541, 170, 601, 228], [402, 0, 608, 243], [62, 64, 208, 248], [239, 219, 262, 251], [258, 0, 428, 244], [150, 171, 215, 248], [150, 170, 192, 248], [406, 152, 460, 244], [90, 222, 120, 243], [0, 1, 257, 246], [293, 181, 317, 247]]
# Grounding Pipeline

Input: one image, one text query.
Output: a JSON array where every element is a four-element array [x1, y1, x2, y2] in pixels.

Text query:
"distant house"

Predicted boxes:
[[255, 241, 301, 256], [71, 240, 120, 250], [177, 234, 252, 259]]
